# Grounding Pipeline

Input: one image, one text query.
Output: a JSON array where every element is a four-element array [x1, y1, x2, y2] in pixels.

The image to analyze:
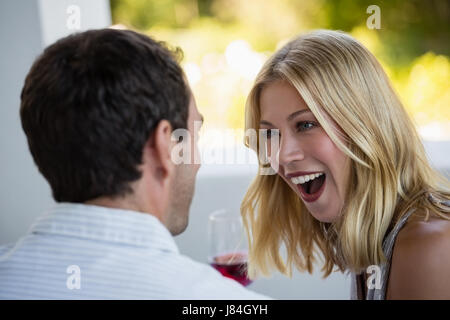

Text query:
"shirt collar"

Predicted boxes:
[[29, 202, 179, 253]]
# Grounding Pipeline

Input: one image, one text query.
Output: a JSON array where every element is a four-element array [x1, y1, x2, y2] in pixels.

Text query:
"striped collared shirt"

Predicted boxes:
[[0, 203, 269, 299]]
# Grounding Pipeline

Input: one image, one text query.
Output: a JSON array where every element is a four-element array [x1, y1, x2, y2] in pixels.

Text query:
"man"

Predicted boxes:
[[0, 29, 268, 299]]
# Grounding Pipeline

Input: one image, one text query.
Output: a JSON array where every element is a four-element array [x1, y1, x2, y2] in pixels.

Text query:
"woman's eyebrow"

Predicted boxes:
[[259, 120, 273, 126], [260, 109, 312, 125], [286, 109, 311, 121]]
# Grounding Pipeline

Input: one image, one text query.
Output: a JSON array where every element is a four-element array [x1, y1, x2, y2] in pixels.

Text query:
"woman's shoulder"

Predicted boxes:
[[399, 211, 450, 244], [386, 211, 450, 299]]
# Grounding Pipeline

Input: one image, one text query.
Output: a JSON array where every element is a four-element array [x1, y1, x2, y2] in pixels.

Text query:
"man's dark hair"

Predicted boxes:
[[20, 28, 190, 202]]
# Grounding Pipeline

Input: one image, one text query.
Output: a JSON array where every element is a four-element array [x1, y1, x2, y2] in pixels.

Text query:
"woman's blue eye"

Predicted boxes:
[[296, 121, 316, 132], [264, 122, 315, 139]]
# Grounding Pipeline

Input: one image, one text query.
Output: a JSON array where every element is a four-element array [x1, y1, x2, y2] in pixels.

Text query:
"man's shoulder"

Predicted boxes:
[[0, 235, 270, 299], [0, 241, 22, 260], [0, 243, 14, 254]]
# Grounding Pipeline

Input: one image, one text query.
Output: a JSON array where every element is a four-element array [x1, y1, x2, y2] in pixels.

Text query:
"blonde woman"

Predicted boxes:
[[241, 30, 450, 300]]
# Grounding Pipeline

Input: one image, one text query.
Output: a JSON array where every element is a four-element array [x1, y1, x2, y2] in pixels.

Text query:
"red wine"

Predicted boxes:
[[210, 252, 252, 286]]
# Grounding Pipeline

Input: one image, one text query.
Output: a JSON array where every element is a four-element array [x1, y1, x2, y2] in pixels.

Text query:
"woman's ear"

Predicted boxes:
[[143, 120, 175, 183]]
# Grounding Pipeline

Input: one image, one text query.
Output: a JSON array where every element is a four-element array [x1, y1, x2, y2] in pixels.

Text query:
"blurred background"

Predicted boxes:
[[110, 0, 450, 140], [0, 0, 449, 299]]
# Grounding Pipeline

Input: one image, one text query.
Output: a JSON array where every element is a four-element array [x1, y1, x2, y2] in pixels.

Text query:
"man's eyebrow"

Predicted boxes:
[[260, 109, 311, 125]]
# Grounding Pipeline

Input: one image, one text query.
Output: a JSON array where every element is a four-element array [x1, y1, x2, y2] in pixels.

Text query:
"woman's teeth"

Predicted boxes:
[[290, 172, 324, 185]]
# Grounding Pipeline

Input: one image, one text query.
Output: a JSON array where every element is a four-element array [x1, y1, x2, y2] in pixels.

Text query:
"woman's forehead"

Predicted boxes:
[[259, 81, 310, 119]]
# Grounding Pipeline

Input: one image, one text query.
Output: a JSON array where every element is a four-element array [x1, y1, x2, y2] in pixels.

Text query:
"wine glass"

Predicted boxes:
[[208, 209, 252, 286]]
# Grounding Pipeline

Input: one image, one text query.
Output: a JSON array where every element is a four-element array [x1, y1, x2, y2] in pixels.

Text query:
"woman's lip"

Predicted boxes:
[[296, 175, 326, 203]]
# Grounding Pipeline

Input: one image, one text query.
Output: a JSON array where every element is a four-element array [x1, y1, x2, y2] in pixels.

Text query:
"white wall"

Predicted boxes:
[[38, 0, 111, 47], [0, 0, 112, 245], [0, 0, 52, 246]]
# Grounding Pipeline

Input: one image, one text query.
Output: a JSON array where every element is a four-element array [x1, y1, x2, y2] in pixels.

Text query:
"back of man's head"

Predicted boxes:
[[20, 28, 190, 203]]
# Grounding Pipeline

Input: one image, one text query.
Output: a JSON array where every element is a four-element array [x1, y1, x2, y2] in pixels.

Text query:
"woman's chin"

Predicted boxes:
[[309, 210, 338, 223], [301, 195, 340, 223]]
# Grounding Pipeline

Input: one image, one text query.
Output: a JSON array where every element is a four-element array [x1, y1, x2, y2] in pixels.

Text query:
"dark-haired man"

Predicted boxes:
[[0, 29, 268, 299]]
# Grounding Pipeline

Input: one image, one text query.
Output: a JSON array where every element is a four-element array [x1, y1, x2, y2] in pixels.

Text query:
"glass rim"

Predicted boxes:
[[208, 209, 242, 221]]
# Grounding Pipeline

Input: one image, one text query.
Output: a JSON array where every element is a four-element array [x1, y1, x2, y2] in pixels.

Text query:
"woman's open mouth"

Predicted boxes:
[[290, 172, 326, 203]]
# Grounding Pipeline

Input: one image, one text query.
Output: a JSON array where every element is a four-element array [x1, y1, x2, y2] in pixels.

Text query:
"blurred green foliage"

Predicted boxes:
[[320, 0, 450, 67], [110, 0, 450, 139]]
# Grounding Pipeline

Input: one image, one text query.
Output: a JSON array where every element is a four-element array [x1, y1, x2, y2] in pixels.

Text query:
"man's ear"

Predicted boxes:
[[144, 120, 175, 183]]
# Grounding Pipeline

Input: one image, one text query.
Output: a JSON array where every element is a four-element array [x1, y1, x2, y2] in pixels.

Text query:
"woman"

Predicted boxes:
[[241, 30, 450, 299]]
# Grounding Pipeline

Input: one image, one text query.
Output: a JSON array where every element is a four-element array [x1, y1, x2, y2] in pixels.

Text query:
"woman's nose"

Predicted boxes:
[[277, 134, 305, 167]]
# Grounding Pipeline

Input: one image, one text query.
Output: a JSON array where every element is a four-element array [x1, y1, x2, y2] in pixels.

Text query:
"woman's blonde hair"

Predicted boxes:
[[241, 29, 450, 279]]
